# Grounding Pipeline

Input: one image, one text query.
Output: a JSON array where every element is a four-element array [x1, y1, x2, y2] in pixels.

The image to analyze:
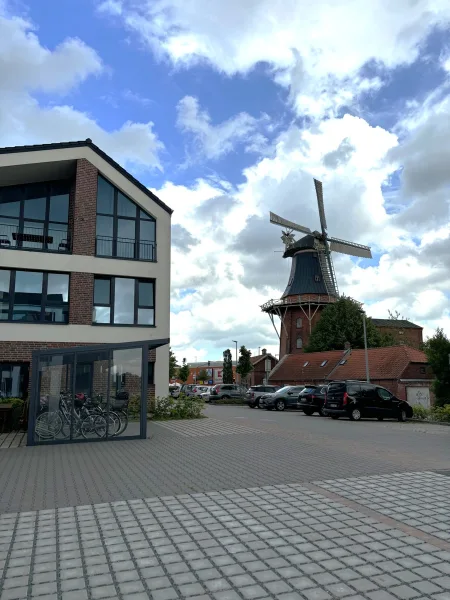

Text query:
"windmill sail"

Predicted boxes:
[[314, 179, 327, 233], [269, 212, 312, 234], [328, 237, 372, 259]]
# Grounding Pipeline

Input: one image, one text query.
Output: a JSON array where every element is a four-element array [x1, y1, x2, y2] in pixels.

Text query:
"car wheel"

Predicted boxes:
[[398, 409, 407, 422], [331, 416, 339, 420], [249, 403, 255, 409], [256, 398, 261, 408], [303, 408, 314, 416], [275, 399, 285, 411], [318, 406, 326, 417], [377, 417, 384, 421], [349, 408, 362, 421]]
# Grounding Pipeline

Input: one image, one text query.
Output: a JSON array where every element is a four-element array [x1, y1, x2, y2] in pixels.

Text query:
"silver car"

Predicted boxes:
[[209, 384, 247, 401]]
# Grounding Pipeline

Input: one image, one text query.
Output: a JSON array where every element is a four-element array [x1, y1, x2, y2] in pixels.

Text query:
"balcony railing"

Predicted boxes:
[[0, 224, 71, 253], [96, 235, 156, 262]]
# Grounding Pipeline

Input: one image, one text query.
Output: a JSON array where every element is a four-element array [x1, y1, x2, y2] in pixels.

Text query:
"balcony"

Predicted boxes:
[[95, 235, 156, 262], [0, 224, 71, 253]]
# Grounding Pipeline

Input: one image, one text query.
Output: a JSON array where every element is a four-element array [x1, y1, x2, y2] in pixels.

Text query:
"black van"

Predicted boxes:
[[323, 380, 413, 422]]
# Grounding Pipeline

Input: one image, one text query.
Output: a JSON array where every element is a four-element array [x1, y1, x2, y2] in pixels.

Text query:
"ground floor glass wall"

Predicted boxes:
[[29, 341, 148, 445]]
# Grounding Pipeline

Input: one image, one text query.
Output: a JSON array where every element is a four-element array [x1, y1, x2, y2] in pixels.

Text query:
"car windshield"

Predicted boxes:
[[303, 387, 317, 393], [276, 386, 292, 394]]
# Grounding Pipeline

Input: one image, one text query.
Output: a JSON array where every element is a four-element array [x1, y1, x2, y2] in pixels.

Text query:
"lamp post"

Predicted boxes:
[[362, 315, 370, 382], [232, 340, 238, 383]]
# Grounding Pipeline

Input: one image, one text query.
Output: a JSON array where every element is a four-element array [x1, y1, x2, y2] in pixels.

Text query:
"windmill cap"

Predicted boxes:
[[283, 234, 318, 258]]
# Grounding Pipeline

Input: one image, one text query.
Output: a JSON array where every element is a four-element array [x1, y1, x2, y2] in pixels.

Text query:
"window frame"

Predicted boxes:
[[96, 175, 157, 262], [93, 275, 156, 327], [0, 268, 70, 324], [0, 180, 71, 254], [296, 336, 303, 349]]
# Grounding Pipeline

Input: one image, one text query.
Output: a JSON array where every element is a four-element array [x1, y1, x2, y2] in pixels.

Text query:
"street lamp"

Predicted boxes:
[[232, 340, 238, 383]]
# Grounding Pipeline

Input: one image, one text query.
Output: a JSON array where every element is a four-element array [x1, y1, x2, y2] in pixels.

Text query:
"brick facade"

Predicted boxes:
[[375, 325, 423, 349], [69, 272, 94, 325], [280, 303, 328, 357], [72, 159, 98, 256]]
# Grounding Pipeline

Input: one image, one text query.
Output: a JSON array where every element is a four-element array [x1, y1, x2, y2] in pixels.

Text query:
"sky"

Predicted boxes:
[[1, 0, 449, 362]]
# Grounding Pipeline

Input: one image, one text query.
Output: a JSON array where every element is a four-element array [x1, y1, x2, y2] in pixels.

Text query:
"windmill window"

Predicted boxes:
[[296, 317, 303, 328], [320, 360, 328, 367], [296, 336, 303, 349], [303, 361, 309, 367], [315, 275, 320, 282]]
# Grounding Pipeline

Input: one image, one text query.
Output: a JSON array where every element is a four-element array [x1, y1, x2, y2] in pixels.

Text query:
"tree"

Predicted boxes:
[[178, 358, 190, 383], [169, 347, 179, 380], [197, 369, 208, 382], [388, 309, 409, 321], [236, 345, 253, 385], [423, 328, 450, 406], [223, 349, 233, 384], [305, 296, 387, 352]]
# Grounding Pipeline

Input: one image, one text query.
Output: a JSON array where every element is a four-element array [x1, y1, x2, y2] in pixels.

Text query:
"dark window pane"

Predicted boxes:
[[0, 363, 29, 399], [0, 217, 19, 247], [114, 278, 135, 324], [138, 281, 154, 307], [45, 273, 69, 321], [94, 278, 110, 305], [49, 194, 69, 222], [140, 219, 155, 241], [96, 215, 113, 237], [24, 196, 46, 220], [117, 192, 136, 217], [93, 307, 110, 324], [47, 223, 68, 251], [0, 186, 21, 217], [117, 219, 136, 258], [140, 209, 153, 221], [13, 271, 43, 321], [26, 182, 47, 200], [138, 308, 154, 325], [22, 221, 44, 249], [0, 270, 10, 320], [97, 177, 114, 214]]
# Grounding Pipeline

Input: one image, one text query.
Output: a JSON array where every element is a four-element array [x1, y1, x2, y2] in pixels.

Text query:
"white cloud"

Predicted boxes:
[[176, 95, 269, 160], [0, 10, 164, 171], [97, 0, 123, 16], [112, 0, 450, 117]]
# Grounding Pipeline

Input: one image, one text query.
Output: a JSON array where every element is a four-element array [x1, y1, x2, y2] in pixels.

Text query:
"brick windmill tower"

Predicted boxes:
[[261, 179, 372, 358]]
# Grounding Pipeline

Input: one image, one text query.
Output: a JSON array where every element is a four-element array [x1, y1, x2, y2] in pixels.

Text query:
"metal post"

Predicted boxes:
[[232, 340, 238, 383], [363, 315, 370, 382]]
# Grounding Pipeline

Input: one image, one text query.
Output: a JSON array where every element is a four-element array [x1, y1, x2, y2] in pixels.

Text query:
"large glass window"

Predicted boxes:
[[0, 180, 71, 252], [0, 363, 29, 399], [95, 175, 156, 261], [0, 269, 69, 323], [93, 276, 155, 326]]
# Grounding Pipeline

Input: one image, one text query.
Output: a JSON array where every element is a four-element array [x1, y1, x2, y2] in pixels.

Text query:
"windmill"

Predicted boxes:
[[261, 178, 372, 357], [269, 179, 372, 297]]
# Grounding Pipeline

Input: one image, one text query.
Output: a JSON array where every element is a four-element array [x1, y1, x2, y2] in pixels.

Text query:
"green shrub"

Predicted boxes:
[[431, 404, 450, 422], [127, 395, 141, 419], [412, 405, 430, 420], [153, 394, 204, 420]]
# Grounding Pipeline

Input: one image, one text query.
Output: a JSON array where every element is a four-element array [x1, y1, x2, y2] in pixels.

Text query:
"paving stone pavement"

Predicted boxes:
[[1, 476, 450, 600], [153, 419, 263, 437], [315, 471, 450, 541]]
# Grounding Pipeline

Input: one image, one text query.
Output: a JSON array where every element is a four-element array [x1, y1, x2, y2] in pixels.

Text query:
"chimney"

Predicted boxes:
[[262, 348, 267, 355]]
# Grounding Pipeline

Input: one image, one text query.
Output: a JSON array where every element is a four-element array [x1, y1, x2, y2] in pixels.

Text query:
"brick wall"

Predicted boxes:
[[72, 159, 97, 256], [69, 272, 94, 325], [280, 304, 327, 357], [375, 325, 423, 349], [250, 357, 277, 385]]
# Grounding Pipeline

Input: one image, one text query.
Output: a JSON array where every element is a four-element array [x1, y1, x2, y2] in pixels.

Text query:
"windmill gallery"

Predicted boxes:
[[260, 179, 433, 406]]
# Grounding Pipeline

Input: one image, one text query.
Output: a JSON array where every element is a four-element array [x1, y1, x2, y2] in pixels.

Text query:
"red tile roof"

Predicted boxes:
[[250, 353, 277, 365], [269, 346, 427, 384]]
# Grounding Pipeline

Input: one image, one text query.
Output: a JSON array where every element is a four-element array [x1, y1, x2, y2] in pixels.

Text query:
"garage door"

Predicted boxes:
[[406, 387, 431, 408]]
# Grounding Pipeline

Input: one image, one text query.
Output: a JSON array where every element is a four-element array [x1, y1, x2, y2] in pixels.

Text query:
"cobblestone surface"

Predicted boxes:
[[1, 477, 449, 600]]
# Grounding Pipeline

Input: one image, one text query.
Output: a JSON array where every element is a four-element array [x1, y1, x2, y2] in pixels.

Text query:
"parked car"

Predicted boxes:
[[169, 384, 181, 398], [179, 384, 197, 397], [298, 385, 328, 416], [209, 384, 247, 401], [246, 385, 279, 408], [259, 386, 305, 411], [323, 380, 413, 422], [192, 385, 211, 398]]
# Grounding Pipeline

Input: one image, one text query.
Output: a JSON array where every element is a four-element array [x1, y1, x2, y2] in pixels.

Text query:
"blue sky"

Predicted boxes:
[[1, 0, 449, 359]]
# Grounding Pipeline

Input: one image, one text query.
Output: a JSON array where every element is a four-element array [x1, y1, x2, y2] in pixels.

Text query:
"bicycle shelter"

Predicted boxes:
[[27, 338, 168, 446]]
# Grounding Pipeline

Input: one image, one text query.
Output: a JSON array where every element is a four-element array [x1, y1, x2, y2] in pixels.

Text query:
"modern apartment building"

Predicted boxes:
[[0, 139, 171, 400]]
